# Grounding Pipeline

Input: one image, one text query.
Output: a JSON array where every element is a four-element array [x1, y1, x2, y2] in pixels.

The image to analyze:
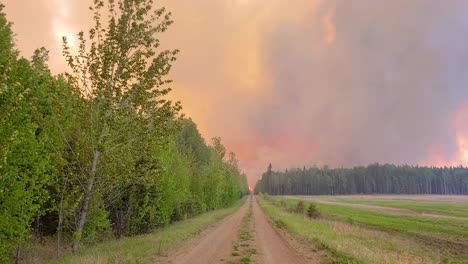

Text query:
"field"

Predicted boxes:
[[258, 195, 468, 264]]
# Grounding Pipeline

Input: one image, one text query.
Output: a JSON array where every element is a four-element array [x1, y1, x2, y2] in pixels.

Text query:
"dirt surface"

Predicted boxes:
[[167, 201, 249, 264], [167, 197, 318, 264], [252, 198, 316, 264]]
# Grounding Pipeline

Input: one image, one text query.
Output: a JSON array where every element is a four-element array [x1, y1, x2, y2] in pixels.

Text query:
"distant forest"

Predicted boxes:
[[254, 164, 468, 195]]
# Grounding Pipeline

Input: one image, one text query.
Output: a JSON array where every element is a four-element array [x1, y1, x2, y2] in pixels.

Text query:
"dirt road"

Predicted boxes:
[[168, 196, 311, 264], [252, 197, 308, 264], [168, 201, 249, 264]]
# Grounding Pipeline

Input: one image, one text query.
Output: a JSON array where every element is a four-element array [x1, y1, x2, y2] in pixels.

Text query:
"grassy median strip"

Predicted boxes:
[[51, 198, 246, 264], [229, 196, 256, 264]]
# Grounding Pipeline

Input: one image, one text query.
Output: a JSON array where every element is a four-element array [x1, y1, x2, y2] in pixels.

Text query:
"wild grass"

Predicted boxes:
[[336, 198, 468, 218], [48, 198, 246, 264], [316, 203, 468, 239], [278, 196, 468, 240], [258, 196, 465, 264]]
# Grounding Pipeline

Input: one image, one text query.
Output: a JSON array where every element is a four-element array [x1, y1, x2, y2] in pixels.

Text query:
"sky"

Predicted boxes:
[[4, 0, 468, 186]]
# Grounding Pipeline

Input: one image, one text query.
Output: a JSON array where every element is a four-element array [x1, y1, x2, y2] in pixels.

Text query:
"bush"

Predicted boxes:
[[82, 208, 112, 243], [307, 203, 320, 219]]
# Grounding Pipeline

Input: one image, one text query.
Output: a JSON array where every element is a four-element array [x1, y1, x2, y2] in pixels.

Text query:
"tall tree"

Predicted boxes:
[[62, 0, 180, 251]]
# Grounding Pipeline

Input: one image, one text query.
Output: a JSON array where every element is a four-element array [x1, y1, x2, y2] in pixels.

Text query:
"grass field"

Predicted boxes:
[[258, 195, 468, 264], [41, 198, 246, 264], [334, 197, 468, 218]]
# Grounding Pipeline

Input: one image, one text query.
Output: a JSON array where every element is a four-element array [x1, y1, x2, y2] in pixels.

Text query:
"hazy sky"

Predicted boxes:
[[4, 0, 468, 186]]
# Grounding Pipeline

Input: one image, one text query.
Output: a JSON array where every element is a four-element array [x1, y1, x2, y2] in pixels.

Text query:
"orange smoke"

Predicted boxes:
[[423, 105, 468, 166], [323, 7, 335, 45], [454, 106, 468, 164], [456, 135, 468, 164]]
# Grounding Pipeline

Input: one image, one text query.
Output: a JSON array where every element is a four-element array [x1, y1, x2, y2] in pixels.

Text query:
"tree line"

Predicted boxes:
[[0, 1, 248, 262], [254, 163, 468, 195]]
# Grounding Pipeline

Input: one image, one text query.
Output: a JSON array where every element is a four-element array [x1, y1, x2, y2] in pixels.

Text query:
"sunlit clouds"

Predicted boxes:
[[52, 0, 74, 45]]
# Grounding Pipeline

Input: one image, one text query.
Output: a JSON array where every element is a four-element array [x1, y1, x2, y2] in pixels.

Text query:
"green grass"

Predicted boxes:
[[279, 196, 468, 240], [336, 198, 468, 218], [259, 196, 466, 264], [50, 198, 246, 264], [240, 256, 251, 264], [314, 203, 468, 239]]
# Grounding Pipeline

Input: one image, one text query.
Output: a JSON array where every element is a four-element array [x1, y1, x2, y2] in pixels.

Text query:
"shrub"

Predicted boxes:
[[82, 208, 112, 243], [307, 203, 320, 219]]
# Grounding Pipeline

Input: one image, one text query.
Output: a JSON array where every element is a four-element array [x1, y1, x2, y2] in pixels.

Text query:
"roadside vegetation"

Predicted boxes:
[[0, 1, 248, 262], [258, 194, 468, 264], [229, 196, 256, 264], [48, 198, 246, 264]]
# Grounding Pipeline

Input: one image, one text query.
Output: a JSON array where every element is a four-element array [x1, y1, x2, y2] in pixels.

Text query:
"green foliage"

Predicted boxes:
[[241, 256, 251, 264], [82, 207, 111, 243], [59, 0, 184, 251], [176, 119, 211, 166], [0, 6, 67, 261], [307, 203, 320, 219]]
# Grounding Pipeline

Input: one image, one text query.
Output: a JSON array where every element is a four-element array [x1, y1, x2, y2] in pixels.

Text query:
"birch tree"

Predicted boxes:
[[62, 0, 180, 251]]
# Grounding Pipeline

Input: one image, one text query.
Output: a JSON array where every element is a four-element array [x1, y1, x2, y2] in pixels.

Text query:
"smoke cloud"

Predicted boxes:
[[4, 0, 468, 185]]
